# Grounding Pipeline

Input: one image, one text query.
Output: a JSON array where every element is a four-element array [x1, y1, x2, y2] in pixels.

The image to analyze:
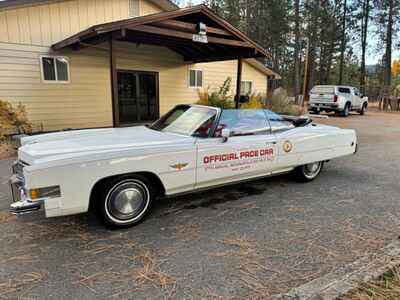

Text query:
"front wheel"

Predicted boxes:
[[99, 175, 154, 228], [293, 161, 324, 182], [359, 103, 367, 115]]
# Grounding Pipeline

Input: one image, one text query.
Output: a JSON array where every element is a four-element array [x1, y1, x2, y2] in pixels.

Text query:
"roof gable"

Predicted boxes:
[[52, 5, 267, 63]]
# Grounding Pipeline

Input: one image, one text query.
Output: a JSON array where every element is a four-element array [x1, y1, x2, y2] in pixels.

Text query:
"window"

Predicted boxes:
[[189, 69, 203, 88], [338, 87, 351, 94], [215, 109, 269, 137], [40, 56, 70, 83], [310, 86, 334, 94], [129, 0, 139, 17], [240, 81, 252, 95], [150, 105, 217, 137], [265, 110, 294, 133]]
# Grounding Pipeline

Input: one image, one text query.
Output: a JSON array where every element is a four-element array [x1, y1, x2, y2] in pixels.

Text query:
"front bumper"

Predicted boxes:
[[9, 175, 43, 215]]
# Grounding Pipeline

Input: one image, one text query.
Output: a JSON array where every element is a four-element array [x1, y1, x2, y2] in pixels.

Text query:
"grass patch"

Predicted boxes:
[[343, 267, 400, 300]]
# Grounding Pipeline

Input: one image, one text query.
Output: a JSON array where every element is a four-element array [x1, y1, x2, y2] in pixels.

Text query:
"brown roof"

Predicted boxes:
[[246, 59, 281, 79], [0, 0, 178, 11], [52, 5, 268, 63]]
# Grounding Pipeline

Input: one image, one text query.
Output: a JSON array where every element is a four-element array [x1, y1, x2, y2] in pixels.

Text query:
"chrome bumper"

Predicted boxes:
[[9, 175, 42, 215], [309, 103, 339, 110]]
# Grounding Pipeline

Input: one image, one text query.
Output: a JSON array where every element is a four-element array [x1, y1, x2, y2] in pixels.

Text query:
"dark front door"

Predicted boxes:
[[117, 70, 159, 125]]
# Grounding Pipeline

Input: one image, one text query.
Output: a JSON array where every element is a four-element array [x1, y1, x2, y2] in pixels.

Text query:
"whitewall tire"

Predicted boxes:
[[293, 161, 324, 182], [99, 176, 154, 228]]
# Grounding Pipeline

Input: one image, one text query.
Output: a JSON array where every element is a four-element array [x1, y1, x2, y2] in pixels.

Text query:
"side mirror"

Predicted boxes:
[[221, 128, 231, 142]]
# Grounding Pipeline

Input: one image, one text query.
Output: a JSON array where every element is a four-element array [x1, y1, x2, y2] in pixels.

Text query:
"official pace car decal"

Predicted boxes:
[[202, 147, 275, 172], [283, 140, 293, 153]]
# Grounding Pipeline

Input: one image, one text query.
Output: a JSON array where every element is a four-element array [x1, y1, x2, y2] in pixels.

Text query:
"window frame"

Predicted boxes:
[[40, 55, 70, 84], [240, 80, 253, 95], [188, 69, 203, 88], [129, 0, 140, 17]]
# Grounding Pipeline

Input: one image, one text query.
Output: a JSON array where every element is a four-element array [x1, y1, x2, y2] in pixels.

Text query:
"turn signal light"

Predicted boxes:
[[29, 189, 39, 200], [28, 186, 61, 200]]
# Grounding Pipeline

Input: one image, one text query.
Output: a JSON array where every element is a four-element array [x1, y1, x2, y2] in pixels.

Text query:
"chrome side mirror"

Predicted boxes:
[[221, 128, 231, 143]]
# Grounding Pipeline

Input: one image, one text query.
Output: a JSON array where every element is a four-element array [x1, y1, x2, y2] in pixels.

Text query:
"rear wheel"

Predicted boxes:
[[98, 175, 154, 228], [310, 109, 320, 115], [341, 103, 350, 117], [293, 161, 324, 182]]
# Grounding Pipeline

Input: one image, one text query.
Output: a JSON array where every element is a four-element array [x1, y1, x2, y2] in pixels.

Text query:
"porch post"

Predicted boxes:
[[109, 37, 119, 127], [234, 57, 243, 109]]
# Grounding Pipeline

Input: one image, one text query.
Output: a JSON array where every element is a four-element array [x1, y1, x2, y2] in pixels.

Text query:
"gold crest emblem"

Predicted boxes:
[[170, 163, 188, 171], [283, 141, 293, 153]]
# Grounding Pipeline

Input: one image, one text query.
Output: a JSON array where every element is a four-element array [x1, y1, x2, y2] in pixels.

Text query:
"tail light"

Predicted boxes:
[[333, 95, 338, 102]]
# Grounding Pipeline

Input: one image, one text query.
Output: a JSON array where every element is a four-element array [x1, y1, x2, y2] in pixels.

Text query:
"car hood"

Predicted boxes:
[[19, 126, 193, 165]]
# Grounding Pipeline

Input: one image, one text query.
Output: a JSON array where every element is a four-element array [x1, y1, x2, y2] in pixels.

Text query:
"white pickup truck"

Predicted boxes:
[[308, 85, 368, 117]]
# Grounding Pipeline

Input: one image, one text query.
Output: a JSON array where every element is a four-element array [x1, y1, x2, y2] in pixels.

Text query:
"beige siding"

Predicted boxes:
[[116, 42, 267, 115], [194, 60, 267, 98], [0, 0, 130, 46], [0, 40, 267, 131], [0, 42, 113, 131], [140, 0, 163, 15]]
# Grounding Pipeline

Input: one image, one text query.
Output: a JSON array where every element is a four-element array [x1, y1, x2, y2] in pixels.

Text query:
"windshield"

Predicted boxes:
[[150, 105, 218, 137]]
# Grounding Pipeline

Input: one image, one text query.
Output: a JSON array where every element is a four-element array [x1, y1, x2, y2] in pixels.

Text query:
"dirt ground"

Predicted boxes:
[[0, 109, 400, 299]]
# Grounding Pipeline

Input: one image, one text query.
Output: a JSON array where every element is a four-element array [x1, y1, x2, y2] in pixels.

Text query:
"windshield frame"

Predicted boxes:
[[149, 104, 221, 138]]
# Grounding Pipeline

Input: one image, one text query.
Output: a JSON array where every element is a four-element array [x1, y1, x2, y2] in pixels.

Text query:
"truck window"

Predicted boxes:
[[310, 86, 334, 94], [338, 87, 351, 94]]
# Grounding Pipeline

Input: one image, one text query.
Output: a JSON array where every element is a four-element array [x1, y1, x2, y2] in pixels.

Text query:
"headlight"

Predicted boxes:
[[28, 186, 61, 200]]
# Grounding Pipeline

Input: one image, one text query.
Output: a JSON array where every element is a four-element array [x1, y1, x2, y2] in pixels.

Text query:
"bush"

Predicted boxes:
[[240, 93, 265, 109], [267, 88, 303, 116], [197, 77, 235, 109], [0, 100, 32, 140]]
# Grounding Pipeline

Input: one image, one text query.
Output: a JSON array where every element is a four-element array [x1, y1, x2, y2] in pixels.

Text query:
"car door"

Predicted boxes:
[[195, 109, 278, 189], [353, 88, 362, 108]]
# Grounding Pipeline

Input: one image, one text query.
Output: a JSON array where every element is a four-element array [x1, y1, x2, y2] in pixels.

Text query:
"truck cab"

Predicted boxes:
[[308, 85, 368, 117]]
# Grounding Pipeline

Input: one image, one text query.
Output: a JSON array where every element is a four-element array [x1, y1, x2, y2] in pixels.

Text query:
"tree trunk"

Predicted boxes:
[[360, 0, 369, 94], [384, 0, 394, 88], [293, 0, 301, 98], [338, 0, 347, 85]]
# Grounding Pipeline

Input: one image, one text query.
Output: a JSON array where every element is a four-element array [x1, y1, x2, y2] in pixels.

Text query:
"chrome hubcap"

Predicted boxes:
[[303, 162, 321, 178], [107, 181, 148, 221]]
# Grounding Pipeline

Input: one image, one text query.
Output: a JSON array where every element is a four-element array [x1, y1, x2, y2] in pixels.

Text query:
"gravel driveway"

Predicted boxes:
[[0, 110, 399, 299]]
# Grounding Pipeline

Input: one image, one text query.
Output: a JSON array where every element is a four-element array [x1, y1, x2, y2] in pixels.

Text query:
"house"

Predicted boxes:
[[0, 0, 280, 131]]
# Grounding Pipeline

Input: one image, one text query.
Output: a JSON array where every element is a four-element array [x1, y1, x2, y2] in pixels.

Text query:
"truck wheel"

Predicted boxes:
[[293, 161, 324, 182], [311, 109, 320, 115], [99, 175, 154, 228], [341, 104, 350, 117], [359, 103, 367, 115]]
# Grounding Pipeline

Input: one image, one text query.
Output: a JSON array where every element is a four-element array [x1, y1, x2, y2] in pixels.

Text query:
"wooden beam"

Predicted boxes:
[[186, 50, 259, 63], [154, 20, 233, 37], [109, 38, 119, 127], [235, 57, 243, 109], [129, 25, 252, 48]]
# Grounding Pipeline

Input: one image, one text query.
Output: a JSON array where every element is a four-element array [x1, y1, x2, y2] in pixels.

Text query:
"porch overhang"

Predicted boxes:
[[51, 4, 268, 63]]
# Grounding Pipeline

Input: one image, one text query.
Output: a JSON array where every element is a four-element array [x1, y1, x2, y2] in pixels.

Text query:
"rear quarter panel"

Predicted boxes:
[[274, 124, 357, 169]]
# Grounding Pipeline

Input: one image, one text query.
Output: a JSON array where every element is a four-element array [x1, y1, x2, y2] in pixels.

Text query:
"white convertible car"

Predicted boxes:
[[10, 105, 357, 227]]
